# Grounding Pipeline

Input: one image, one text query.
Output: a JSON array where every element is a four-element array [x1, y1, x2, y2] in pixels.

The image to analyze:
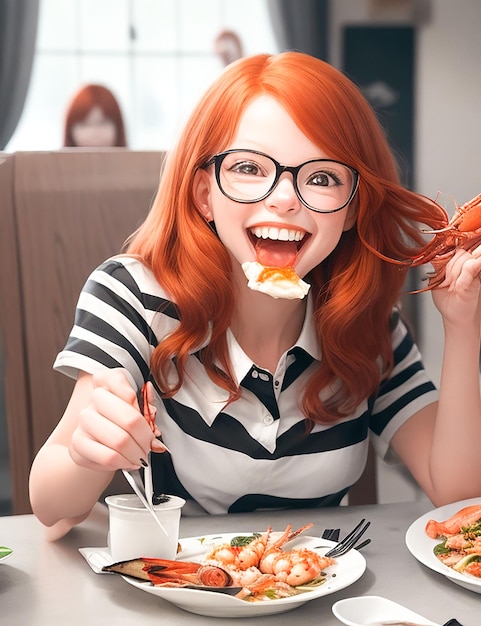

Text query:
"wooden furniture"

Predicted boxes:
[[0, 149, 165, 513], [0, 148, 376, 515]]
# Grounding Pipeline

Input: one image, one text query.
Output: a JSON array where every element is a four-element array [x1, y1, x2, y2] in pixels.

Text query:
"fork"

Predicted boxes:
[[324, 518, 371, 557]]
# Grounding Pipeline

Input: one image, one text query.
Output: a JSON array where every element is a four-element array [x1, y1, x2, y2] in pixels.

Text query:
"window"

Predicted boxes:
[[6, 0, 278, 152]]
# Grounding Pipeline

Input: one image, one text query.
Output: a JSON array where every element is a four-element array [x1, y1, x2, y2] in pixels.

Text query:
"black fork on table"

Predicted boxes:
[[324, 519, 371, 557]]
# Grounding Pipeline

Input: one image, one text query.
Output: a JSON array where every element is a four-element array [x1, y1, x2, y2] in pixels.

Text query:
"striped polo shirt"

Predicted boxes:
[[54, 256, 438, 514]]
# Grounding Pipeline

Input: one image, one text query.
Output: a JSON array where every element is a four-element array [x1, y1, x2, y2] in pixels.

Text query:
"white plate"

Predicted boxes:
[[121, 531, 366, 617], [332, 595, 437, 626], [405, 496, 481, 594]]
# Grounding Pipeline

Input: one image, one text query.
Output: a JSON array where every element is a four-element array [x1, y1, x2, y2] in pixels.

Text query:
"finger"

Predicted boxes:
[[70, 418, 143, 471], [444, 250, 481, 292], [78, 403, 151, 464], [454, 262, 481, 292], [92, 368, 139, 408], [89, 387, 154, 454]]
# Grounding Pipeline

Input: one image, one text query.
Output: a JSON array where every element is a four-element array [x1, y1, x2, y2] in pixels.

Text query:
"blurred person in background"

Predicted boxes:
[[63, 84, 127, 148], [214, 29, 244, 66]]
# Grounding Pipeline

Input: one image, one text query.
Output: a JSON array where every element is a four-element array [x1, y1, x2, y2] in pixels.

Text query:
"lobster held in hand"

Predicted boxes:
[[417, 191, 481, 290], [364, 191, 481, 291]]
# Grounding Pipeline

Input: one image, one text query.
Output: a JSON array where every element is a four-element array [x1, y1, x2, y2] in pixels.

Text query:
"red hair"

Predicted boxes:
[[127, 52, 447, 424], [63, 84, 127, 147]]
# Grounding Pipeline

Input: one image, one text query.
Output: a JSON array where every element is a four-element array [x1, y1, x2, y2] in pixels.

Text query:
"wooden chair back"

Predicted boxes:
[[0, 149, 165, 513]]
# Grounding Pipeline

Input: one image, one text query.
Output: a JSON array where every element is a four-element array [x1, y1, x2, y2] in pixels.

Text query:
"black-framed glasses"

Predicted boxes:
[[202, 149, 359, 213]]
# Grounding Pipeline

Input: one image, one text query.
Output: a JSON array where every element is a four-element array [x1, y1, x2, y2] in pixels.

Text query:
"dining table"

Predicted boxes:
[[0, 499, 477, 625]]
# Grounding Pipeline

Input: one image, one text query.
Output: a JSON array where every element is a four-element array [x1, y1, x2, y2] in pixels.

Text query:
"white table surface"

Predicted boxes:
[[0, 500, 478, 625]]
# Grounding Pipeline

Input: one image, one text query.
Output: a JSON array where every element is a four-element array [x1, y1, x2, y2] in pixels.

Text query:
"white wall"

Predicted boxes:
[[331, 0, 481, 387], [416, 1, 481, 385], [330, 0, 481, 502]]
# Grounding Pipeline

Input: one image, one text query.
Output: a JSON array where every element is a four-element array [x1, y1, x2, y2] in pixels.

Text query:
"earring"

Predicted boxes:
[[207, 220, 218, 235]]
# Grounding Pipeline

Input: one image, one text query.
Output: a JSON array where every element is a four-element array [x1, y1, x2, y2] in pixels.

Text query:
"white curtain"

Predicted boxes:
[[0, 0, 39, 149], [267, 0, 329, 60]]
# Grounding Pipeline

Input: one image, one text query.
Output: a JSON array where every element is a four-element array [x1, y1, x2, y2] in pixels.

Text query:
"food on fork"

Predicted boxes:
[[425, 503, 481, 578]]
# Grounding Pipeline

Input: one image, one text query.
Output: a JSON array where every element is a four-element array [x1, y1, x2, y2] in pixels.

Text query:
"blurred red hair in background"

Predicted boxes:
[[63, 84, 127, 147]]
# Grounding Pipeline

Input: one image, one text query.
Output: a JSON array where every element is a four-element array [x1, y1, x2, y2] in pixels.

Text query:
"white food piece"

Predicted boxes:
[[242, 261, 310, 300]]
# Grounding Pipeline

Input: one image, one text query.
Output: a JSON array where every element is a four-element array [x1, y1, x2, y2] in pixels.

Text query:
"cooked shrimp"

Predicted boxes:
[[204, 523, 313, 571], [260, 547, 334, 586], [204, 528, 272, 570]]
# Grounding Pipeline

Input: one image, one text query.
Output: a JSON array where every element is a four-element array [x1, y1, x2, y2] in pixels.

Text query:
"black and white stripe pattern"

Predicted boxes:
[[54, 257, 438, 514]]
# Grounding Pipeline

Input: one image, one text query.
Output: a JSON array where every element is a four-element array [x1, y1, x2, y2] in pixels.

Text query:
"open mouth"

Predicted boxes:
[[248, 226, 310, 268]]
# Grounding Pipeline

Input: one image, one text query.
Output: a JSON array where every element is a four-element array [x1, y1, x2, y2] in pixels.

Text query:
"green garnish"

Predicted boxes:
[[0, 546, 12, 558], [461, 519, 481, 538], [230, 533, 261, 547], [433, 540, 450, 555]]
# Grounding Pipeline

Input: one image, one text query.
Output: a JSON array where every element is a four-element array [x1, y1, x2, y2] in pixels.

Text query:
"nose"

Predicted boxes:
[[265, 172, 301, 214]]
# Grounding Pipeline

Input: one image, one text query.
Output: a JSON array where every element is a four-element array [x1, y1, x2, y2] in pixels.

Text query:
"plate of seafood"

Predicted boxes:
[[405, 497, 481, 593], [103, 523, 366, 617]]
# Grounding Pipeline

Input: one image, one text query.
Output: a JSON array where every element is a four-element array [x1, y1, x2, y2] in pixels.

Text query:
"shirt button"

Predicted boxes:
[[262, 415, 274, 425], [274, 380, 280, 388], [251, 369, 259, 378]]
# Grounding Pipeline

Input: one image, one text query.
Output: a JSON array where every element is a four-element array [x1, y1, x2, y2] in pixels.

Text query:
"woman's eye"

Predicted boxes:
[[308, 170, 343, 187], [231, 161, 262, 176]]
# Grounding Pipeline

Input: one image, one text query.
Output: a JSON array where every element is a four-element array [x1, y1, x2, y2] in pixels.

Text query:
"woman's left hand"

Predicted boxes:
[[431, 245, 481, 327]]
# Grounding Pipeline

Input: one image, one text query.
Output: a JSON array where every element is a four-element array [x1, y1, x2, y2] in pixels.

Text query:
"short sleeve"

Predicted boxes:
[[369, 310, 439, 459], [54, 258, 160, 390]]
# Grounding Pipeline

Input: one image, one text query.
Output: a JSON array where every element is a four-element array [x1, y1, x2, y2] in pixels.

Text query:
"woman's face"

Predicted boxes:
[[194, 95, 357, 281], [71, 106, 117, 147]]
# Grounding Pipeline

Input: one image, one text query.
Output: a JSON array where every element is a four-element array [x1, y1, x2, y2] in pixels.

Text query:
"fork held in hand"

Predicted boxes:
[[324, 519, 371, 557]]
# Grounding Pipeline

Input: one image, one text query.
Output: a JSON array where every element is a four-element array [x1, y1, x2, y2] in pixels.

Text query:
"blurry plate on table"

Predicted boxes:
[[332, 596, 436, 626], [121, 531, 366, 617], [405, 497, 481, 594], [332, 595, 437, 626], [0, 546, 12, 563]]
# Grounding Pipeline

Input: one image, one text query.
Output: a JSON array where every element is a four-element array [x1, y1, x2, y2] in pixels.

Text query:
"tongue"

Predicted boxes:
[[255, 238, 298, 268]]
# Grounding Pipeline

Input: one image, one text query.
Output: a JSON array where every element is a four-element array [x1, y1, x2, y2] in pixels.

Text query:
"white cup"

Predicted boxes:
[[105, 494, 185, 562]]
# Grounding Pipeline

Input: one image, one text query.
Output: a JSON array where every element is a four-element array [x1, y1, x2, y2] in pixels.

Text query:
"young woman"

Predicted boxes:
[[63, 83, 127, 147], [29, 52, 481, 539]]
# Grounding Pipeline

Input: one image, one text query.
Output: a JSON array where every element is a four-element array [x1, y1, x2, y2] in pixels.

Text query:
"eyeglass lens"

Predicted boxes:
[[217, 150, 356, 212]]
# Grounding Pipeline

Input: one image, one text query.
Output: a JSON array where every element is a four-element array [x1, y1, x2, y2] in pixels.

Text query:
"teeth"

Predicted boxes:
[[250, 226, 305, 242]]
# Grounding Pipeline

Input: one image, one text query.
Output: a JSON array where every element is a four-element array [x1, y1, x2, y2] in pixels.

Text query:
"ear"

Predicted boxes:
[[193, 169, 214, 222], [342, 199, 358, 232]]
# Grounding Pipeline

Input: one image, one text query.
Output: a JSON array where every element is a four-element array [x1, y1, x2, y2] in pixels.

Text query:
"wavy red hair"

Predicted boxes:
[[127, 52, 447, 424], [63, 84, 127, 147]]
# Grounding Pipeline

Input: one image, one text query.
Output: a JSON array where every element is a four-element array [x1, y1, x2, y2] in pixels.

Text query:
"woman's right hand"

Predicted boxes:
[[69, 369, 156, 472]]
